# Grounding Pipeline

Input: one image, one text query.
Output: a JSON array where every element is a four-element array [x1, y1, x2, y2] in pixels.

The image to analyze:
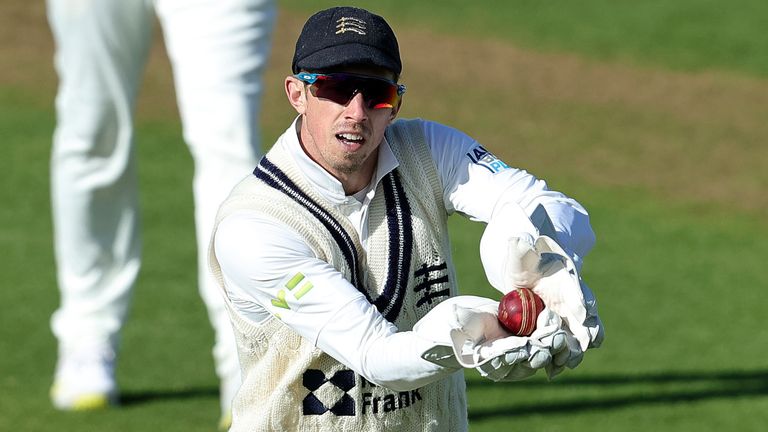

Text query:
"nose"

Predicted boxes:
[[343, 92, 368, 120]]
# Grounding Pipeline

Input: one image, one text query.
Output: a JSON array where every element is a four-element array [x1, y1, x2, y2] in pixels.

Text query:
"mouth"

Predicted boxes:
[[335, 132, 366, 151]]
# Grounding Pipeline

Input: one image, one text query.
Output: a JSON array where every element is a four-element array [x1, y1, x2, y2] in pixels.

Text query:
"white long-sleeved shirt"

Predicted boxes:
[[214, 117, 595, 389]]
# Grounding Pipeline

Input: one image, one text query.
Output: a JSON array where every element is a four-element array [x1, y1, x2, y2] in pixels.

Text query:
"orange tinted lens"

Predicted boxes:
[[313, 74, 399, 109]]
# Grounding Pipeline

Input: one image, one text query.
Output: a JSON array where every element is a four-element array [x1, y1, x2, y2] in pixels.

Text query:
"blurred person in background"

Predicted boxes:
[[46, 0, 276, 428]]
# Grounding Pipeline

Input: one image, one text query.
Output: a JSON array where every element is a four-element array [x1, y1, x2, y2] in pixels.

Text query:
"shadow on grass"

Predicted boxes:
[[119, 386, 218, 407], [114, 370, 768, 414], [466, 369, 768, 420]]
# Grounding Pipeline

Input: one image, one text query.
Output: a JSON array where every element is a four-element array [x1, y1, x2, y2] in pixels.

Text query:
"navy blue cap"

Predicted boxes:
[[292, 7, 402, 76]]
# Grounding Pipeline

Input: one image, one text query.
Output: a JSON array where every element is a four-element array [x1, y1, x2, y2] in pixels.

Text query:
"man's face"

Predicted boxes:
[[286, 66, 400, 191]]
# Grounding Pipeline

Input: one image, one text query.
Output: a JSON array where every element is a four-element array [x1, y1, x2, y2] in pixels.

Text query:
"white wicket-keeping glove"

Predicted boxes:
[[480, 203, 604, 351], [474, 308, 563, 382], [477, 311, 584, 381], [543, 330, 584, 379], [412, 296, 562, 381]]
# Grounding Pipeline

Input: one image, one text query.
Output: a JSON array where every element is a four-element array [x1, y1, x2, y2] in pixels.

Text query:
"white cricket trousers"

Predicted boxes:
[[47, 0, 275, 405]]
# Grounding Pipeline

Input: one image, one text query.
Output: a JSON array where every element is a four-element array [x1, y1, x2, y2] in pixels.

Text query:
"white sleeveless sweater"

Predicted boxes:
[[209, 119, 468, 431]]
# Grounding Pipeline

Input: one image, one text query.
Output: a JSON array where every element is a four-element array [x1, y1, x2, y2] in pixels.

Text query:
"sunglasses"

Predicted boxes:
[[294, 72, 406, 109]]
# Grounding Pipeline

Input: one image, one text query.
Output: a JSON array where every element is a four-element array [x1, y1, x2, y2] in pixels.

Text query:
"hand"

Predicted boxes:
[[580, 281, 605, 349], [542, 330, 584, 379], [414, 296, 498, 368], [479, 202, 541, 291], [414, 296, 536, 377], [501, 234, 541, 288], [414, 296, 570, 382], [485, 232, 603, 351], [536, 267, 605, 352], [479, 316, 586, 382], [476, 345, 550, 382], [479, 202, 604, 351], [414, 296, 520, 367], [475, 307, 573, 382]]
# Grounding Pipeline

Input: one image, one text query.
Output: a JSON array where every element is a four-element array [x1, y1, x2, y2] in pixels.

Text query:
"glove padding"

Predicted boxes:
[[544, 330, 584, 379], [479, 203, 603, 351], [413, 296, 577, 381], [476, 315, 585, 381]]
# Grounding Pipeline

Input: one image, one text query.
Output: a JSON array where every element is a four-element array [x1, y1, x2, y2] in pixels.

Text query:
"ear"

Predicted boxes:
[[285, 76, 307, 114]]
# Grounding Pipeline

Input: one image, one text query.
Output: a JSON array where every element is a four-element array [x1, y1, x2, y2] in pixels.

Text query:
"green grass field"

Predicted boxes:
[[2, 1, 767, 431]]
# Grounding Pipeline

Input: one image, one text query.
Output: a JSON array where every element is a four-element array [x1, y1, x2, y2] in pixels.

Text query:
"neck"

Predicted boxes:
[[337, 158, 377, 195]]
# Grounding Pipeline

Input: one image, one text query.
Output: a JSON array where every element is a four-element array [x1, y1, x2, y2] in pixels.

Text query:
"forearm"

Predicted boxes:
[[424, 119, 595, 262], [216, 214, 461, 391], [316, 297, 460, 392]]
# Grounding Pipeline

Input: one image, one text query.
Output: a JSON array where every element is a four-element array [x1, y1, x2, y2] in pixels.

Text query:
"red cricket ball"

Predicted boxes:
[[498, 288, 545, 336]]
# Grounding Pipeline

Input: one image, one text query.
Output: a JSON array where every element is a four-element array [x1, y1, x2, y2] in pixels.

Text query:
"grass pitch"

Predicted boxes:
[[1, 2, 767, 431]]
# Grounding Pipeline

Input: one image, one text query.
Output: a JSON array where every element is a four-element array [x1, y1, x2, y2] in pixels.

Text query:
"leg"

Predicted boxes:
[[154, 0, 276, 424], [47, 0, 154, 409]]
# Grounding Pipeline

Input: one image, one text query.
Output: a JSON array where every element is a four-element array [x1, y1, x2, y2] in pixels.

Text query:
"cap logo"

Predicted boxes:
[[335, 17, 366, 35]]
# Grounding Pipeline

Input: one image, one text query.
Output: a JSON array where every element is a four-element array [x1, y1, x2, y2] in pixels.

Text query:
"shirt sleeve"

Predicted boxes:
[[423, 119, 596, 264], [214, 211, 458, 391]]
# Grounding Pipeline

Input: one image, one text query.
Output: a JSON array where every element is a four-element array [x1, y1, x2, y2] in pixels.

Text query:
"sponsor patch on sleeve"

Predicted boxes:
[[270, 272, 315, 319], [465, 145, 510, 173]]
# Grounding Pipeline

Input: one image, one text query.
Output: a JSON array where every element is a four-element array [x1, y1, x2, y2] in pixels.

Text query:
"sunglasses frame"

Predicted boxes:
[[294, 72, 406, 109]]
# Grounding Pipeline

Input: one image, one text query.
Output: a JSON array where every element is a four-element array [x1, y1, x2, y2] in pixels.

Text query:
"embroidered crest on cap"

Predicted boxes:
[[336, 17, 366, 35]]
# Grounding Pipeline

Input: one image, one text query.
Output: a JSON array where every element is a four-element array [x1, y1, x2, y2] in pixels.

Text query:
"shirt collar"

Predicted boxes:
[[281, 116, 400, 204]]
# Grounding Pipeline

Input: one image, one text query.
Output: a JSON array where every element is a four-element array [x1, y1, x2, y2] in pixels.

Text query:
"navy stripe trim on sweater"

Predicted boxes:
[[253, 158, 361, 290], [377, 169, 412, 322], [253, 158, 414, 321]]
